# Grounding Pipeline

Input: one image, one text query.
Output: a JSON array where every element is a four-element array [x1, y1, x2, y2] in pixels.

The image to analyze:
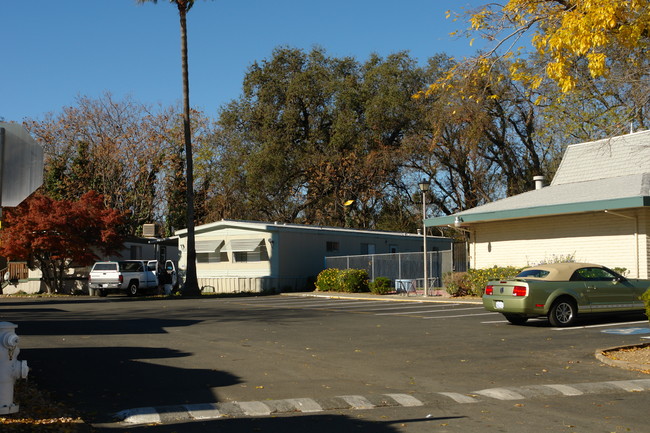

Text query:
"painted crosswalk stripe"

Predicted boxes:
[[384, 393, 424, 407], [437, 392, 478, 404], [544, 384, 583, 396], [474, 388, 525, 400], [338, 395, 375, 409], [285, 398, 323, 413], [237, 401, 272, 416]]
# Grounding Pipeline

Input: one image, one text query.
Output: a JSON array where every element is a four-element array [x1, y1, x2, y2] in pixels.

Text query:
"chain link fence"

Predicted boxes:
[[325, 250, 452, 289]]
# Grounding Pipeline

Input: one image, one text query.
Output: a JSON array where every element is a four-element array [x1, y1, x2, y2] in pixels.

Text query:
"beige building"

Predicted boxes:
[[425, 130, 650, 278], [175, 220, 452, 293]]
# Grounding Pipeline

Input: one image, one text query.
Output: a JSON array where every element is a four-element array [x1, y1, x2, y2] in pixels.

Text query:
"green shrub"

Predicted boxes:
[[613, 267, 628, 277], [442, 266, 525, 297], [443, 272, 472, 297], [340, 269, 370, 293], [370, 277, 392, 295], [315, 268, 341, 292], [466, 266, 524, 296], [641, 288, 650, 322]]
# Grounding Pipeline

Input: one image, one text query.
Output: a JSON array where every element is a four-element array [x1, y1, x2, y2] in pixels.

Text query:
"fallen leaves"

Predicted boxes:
[[1, 381, 86, 433]]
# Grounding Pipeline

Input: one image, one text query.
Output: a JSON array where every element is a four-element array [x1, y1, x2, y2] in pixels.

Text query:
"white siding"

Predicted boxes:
[[471, 210, 648, 278], [180, 229, 273, 278]]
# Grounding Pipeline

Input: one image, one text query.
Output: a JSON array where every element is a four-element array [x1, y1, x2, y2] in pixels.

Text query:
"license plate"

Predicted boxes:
[[495, 301, 504, 309], [102, 284, 110, 288]]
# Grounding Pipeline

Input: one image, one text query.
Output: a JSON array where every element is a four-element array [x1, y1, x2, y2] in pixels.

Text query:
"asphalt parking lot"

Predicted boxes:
[[2, 293, 649, 432]]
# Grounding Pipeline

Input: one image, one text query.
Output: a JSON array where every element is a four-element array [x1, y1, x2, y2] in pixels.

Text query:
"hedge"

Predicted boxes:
[[315, 268, 370, 293], [443, 266, 524, 297]]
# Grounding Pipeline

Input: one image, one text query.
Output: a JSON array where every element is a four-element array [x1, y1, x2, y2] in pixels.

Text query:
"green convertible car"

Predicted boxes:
[[483, 263, 650, 327]]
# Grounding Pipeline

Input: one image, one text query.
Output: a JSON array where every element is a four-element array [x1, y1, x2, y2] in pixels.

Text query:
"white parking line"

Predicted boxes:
[[245, 300, 385, 308], [376, 306, 484, 316], [552, 320, 649, 330], [313, 301, 411, 310], [353, 303, 460, 311], [424, 312, 497, 319]]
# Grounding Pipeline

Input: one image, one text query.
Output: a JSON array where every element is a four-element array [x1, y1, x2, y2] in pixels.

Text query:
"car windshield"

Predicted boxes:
[[516, 269, 550, 279]]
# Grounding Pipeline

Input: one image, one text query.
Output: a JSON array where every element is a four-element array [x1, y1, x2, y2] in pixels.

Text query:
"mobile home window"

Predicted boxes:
[[197, 252, 227, 263], [326, 241, 339, 252], [196, 239, 227, 263], [231, 240, 269, 263]]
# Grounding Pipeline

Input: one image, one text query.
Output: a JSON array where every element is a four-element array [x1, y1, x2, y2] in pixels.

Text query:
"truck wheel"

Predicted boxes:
[[127, 281, 139, 296], [548, 298, 577, 327], [503, 314, 528, 325]]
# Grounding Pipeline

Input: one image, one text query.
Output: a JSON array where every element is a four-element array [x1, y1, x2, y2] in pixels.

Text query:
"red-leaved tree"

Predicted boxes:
[[0, 191, 126, 293]]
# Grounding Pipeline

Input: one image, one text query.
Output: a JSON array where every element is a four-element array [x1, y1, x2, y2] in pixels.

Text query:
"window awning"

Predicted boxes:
[[225, 238, 264, 252], [195, 239, 224, 253]]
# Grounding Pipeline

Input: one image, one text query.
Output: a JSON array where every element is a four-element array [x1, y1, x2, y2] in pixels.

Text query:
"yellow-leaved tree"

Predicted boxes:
[[428, 0, 650, 95]]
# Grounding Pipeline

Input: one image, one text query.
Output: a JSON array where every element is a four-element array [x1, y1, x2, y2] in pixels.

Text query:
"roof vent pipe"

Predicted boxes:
[[533, 175, 545, 190]]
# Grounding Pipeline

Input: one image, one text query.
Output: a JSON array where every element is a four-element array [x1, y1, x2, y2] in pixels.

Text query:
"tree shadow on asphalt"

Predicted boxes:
[[93, 413, 465, 433], [24, 346, 241, 423]]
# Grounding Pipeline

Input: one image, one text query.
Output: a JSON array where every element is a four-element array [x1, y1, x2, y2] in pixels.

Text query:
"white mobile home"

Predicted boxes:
[[175, 220, 452, 293]]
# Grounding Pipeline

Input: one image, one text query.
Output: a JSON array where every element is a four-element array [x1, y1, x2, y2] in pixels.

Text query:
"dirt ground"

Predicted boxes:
[[602, 344, 650, 372]]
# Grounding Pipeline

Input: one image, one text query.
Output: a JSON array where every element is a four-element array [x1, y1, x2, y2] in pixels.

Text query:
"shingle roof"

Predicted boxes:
[[552, 130, 650, 185], [426, 130, 650, 227]]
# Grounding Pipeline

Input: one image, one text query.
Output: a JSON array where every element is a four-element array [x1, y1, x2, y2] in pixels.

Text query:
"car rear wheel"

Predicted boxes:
[[127, 281, 139, 296], [548, 298, 577, 327], [503, 314, 528, 325]]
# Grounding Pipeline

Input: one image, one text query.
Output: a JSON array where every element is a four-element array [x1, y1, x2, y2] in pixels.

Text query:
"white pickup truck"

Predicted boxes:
[[88, 260, 159, 297]]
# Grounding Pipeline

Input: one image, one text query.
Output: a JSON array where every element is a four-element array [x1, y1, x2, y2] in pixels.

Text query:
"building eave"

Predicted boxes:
[[425, 196, 650, 227]]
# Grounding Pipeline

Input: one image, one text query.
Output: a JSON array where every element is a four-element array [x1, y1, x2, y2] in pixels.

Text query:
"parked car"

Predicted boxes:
[[482, 263, 650, 327], [88, 260, 159, 297]]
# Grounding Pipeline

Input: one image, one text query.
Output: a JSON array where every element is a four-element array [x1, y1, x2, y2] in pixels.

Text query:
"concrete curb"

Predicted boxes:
[[113, 379, 650, 425], [596, 342, 650, 373]]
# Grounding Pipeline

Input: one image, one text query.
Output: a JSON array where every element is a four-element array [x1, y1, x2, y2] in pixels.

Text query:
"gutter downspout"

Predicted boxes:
[[604, 210, 639, 278]]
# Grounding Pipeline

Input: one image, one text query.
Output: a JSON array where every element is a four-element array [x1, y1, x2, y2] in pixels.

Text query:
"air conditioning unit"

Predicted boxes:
[[143, 223, 161, 238]]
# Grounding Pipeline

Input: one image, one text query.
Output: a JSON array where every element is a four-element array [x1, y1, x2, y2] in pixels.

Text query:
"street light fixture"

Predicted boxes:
[[418, 178, 430, 297]]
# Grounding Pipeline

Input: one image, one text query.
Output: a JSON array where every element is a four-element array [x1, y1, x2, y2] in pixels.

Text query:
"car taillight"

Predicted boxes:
[[119, 275, 123, 284], [485, 285, 494, 295], [513, 286, 527, 297]]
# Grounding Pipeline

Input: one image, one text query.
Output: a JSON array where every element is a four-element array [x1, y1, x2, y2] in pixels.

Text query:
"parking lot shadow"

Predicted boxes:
[[93, 413, 449, 433], [24, 346, 241, 423], [13, 317, 201, 335]]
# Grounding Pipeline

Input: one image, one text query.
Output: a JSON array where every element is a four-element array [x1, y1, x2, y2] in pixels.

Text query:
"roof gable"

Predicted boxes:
[[552, 130, 650, 185]]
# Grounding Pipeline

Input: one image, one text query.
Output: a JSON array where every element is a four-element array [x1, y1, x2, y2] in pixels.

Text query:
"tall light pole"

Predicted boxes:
[[418, 178, 430, 297]]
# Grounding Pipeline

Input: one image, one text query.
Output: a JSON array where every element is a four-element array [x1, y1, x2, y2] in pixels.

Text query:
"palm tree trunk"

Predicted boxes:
[[178, 4, 200, 295]]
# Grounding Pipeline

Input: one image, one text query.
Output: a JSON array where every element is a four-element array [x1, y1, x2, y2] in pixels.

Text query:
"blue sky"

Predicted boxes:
[[2, 0, 488, 123]]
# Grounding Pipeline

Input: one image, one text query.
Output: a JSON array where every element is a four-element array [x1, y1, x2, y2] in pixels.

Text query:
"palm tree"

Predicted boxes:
[[136, 0, 202, 295]]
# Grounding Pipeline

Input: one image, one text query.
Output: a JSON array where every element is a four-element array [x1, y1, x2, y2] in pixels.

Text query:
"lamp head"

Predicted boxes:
[[418, 178, 430, 192]]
